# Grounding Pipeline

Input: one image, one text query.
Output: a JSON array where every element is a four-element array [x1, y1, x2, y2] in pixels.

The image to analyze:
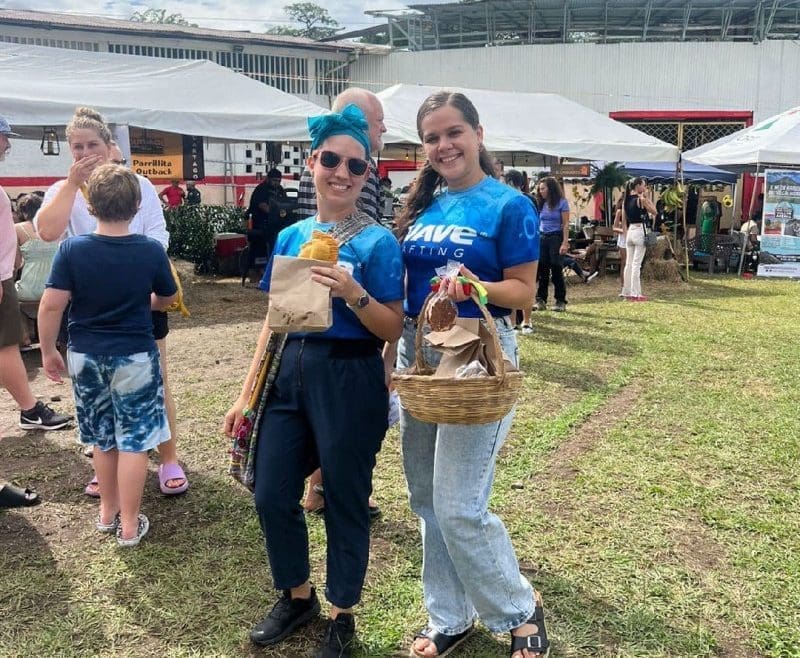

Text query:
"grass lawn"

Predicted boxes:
[[1, 268, 799, 658]]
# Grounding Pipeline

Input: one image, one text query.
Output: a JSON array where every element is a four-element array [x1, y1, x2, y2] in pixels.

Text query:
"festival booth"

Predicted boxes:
[[623, 160, 740, 274], [0, 42, 324, 143], [684, 107, 800, 278]]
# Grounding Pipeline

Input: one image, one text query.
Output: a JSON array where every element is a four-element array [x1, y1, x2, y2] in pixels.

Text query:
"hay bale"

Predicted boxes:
[[642, 259, 682, 282], [644, 234, 672, 260]]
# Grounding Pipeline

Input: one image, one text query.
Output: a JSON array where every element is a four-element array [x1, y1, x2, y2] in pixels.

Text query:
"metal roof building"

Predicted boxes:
[[349, 0, 800, 51]]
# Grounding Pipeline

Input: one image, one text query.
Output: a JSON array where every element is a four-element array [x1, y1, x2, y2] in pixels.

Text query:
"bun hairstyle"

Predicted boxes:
[[623, 176, 645, 205], [66, 106, 112, 145], [396, 91, 495, 239], [621, 177, 645, 223]]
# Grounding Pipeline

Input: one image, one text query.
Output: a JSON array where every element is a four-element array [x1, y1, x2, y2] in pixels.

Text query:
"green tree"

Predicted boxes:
[[268, 2, 343, 40], [129, 7, 197, 27], [587, 162, 628, 226]]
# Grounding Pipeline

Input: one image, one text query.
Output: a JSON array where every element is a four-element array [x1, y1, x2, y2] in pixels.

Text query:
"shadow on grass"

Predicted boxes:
[[532, 323, 635, 358], [0, 512, 79, 650], [520, 358, 610, 392]]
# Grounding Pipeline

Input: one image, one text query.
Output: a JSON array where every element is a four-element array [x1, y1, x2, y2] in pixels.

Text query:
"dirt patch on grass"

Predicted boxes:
[[545, 382, 641, 483]]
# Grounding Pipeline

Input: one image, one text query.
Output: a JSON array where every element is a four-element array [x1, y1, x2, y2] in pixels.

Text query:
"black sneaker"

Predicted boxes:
[[250, 588, 320, 647], [19, 401, 71, 431], [314, 613, 355, 658]]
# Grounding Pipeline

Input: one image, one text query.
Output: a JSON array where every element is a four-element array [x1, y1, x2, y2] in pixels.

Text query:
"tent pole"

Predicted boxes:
[[679, 159, 690, 281], [732, 180, 747, 276]]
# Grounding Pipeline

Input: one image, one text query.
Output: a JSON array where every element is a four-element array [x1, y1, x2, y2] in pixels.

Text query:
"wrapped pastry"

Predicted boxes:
[[298, 230, 339, 262]]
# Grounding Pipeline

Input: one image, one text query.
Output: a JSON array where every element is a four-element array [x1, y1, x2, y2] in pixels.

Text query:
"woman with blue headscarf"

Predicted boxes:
[[223, 105, 404, 657]]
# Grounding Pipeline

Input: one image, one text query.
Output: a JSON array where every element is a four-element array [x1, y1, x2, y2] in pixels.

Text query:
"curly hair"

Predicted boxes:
[[535, 176, 564, 211]]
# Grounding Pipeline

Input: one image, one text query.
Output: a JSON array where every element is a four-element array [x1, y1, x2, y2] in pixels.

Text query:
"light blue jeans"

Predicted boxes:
[[398, 316, 535, 635]]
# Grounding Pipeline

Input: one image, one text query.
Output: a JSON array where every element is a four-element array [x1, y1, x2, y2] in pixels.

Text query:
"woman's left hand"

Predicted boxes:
[[443, 264, 480, 303], [310, 265, 364, 305]]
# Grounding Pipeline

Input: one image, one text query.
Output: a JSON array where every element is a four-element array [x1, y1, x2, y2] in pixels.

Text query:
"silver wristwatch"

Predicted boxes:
[[346, 292, 370, 310]]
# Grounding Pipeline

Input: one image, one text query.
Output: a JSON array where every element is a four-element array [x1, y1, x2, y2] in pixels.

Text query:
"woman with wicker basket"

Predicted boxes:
[[223, 105, 404, 658], [393, 91, 549, 658]]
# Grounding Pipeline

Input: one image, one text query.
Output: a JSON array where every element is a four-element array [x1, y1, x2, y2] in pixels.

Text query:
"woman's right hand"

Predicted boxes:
[[67, 155, 104, 188], [223, 396, 248, 438]]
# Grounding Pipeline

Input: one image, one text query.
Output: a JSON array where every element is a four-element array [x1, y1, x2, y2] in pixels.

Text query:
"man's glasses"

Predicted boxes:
[[112, 158, 127, 165], [315, 150, 368, 176]]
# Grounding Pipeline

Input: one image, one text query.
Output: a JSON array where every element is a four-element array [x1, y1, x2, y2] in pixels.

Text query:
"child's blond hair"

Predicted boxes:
[[87, 164, 141, 222]]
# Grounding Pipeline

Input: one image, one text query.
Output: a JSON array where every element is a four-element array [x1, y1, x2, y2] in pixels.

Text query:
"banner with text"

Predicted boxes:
[[129, 128, 204, 181], [758, 169, 800, 278]]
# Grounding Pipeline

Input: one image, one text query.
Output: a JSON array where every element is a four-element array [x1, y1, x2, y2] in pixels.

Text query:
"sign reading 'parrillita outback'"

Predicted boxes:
[[130, 128, 205, 180]]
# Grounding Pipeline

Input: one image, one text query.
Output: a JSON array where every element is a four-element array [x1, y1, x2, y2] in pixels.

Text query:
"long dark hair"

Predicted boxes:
[[396, 92, 495, 238], [536, 176, 564, 211]]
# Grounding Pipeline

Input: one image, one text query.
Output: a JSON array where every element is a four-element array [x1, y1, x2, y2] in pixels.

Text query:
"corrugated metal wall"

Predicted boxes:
[[351, 40, 800, 122]]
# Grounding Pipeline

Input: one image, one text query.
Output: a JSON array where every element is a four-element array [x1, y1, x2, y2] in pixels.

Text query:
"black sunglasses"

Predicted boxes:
[[315, 150, 369, 176]]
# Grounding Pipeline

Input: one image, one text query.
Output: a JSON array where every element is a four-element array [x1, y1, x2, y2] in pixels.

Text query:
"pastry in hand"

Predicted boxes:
[[299, 230, 339, 262]]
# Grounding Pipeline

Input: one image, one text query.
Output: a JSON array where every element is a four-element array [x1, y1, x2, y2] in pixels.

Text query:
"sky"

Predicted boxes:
[[4, 0, 434, 35]]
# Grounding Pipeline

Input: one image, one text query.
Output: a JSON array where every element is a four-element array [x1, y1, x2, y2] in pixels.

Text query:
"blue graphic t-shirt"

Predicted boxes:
[[46, 234, 176, 356], [538, 198, 569, 234], [260, 216, 404, 340], [402, 176, 539, 318]]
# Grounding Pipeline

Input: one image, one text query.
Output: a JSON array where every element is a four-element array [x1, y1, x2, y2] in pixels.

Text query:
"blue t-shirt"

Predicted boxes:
[[259, 216, 404, 340], [46, 234, 177, 355], [402, 176, 539, 318], [538, 197, 569, 234]]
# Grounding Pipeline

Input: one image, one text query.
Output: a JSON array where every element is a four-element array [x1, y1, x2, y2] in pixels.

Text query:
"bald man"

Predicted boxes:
[[297, 87, 387, 222]]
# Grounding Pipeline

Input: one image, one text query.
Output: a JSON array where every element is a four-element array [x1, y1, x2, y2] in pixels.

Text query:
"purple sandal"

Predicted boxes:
[[159, 463, 189, 495], [84, 475, 100, 498]]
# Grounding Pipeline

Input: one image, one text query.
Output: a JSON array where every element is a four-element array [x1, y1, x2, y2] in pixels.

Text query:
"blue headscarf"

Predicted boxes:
[[308, 104, 371, 158]]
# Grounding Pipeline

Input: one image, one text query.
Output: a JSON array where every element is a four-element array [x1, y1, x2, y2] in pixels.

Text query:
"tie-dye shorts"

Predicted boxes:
[[67, 349, 170, 453]]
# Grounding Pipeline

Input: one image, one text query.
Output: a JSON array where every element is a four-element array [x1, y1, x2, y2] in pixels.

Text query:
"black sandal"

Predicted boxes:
[[510, 593, 550, 657], [0, 483, 41, 509], [410, 625, 474, 657]]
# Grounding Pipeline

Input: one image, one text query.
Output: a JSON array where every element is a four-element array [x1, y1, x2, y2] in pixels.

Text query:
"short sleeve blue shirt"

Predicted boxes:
[[538, 197, 569, 234], [402, 177, 539, 318], [46, 234, 176, 355], [259, 216, 404, 340]]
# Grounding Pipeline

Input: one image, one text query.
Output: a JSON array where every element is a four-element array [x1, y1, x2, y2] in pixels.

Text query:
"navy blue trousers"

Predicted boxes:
[[253, 338, 388, 608]]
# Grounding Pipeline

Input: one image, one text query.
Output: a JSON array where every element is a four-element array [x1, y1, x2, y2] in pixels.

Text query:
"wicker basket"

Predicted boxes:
[[392, 292, 523, 425]]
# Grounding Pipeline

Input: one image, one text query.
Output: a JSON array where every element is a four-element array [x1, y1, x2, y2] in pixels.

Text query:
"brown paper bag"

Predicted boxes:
[[267, 256, 332, 333], [477, 322, 516, 376], [425, 325, 482, 378]]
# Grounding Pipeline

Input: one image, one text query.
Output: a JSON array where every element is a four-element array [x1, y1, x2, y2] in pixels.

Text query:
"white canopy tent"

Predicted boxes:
[[0, 42, 325, 142], [377, 84, 679, 163], [683, 106, 800, 173]]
